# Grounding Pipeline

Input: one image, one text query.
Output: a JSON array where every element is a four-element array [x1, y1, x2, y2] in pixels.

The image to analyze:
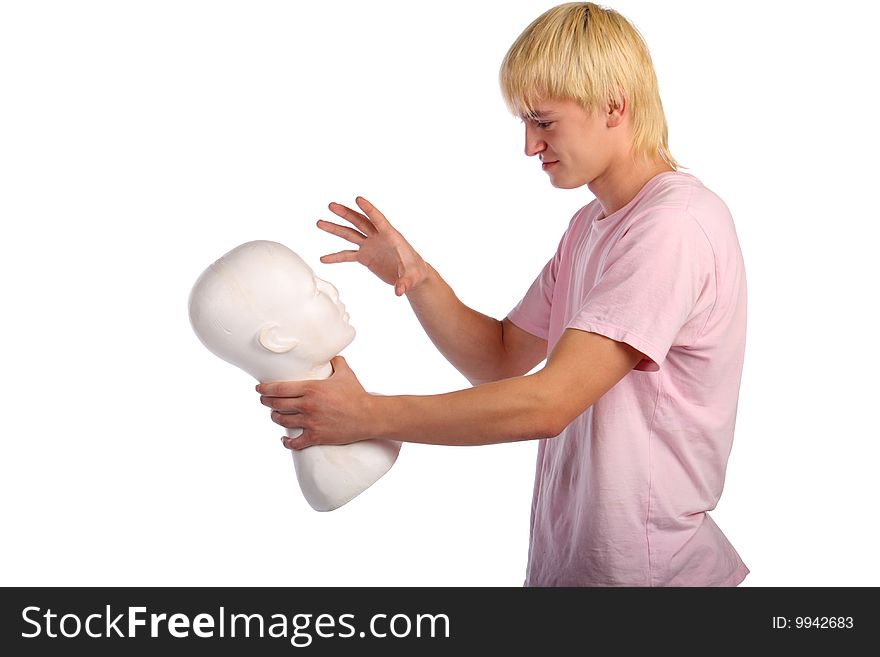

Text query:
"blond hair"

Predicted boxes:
[[499, 2, 680, 169]]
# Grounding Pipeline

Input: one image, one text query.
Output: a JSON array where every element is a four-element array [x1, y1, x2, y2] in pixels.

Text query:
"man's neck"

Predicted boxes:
[[591, 156, 675, 219]]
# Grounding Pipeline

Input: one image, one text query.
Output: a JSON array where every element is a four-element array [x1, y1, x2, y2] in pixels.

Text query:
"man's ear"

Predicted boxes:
[[606, 92, 626, 128], [258, 322, 301, 354]]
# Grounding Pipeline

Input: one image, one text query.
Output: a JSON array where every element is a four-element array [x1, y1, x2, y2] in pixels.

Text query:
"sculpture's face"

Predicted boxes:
[[285, 272, 356, 362], [189, 241, 356, 377]]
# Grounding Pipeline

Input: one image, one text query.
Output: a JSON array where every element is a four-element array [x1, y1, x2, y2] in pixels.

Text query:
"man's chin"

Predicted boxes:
[[550, 176, 590, 190]]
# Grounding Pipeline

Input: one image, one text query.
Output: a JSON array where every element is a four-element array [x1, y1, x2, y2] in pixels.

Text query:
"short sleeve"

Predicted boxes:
[[506, 234, 564, 341], [568, 210, 716, 371]]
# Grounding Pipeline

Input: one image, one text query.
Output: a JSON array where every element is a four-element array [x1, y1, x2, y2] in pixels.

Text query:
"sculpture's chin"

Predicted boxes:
[[310, 324, 356, 364], [334, 323, 357, 352]]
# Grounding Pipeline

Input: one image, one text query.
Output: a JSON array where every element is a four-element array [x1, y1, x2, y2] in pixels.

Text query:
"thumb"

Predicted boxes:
[[394, 278, 407, 297], [330, 355, 350, 374]]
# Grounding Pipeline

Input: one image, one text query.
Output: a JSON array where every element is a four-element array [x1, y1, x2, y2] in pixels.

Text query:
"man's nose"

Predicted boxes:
[[524, 123, 545, 157]]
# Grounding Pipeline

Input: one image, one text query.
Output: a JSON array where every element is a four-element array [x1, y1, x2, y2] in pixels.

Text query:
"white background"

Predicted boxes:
[[1, 0, 877, 587]]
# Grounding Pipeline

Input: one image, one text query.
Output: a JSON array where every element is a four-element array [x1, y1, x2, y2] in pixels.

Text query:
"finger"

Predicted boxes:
[[320, 250, 359, 264], [256, 381, 308, 397], [328, 202, 376, 235], [355, 196, 391, 230], [281, 432, 312, 451], [261, 395, 304, 413], [271, 410, 305, 429], [316, 219, 367, 244]]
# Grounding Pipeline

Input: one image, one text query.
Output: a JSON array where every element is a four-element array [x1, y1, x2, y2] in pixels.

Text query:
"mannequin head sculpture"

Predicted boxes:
[[188, 240, 356, 383], [188, 240, 400, 513]]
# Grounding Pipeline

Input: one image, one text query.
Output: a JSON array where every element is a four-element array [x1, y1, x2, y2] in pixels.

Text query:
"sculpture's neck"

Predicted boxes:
[[257, 359, 334, 385], [283, 361, 333, 442], [302, 362, 333, 381]]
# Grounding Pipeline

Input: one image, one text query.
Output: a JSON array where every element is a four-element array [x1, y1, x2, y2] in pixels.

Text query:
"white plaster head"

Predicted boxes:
[[188, 240, 356, 382], [188, 240, 400, 512]]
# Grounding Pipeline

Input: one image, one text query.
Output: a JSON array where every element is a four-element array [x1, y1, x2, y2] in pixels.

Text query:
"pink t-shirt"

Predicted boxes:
[[508, 171, 748, 586]]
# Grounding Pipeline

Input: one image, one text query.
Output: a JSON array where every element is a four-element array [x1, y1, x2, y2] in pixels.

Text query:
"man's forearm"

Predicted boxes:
[[370, 371, 564, 446], [407, 264, 510, 385]]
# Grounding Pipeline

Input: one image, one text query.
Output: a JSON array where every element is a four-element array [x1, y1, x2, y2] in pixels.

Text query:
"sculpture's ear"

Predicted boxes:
[[258, 322, 300, 354]]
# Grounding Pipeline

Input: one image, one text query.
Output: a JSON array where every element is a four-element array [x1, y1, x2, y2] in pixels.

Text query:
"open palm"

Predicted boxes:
[[317, 196, 428, 297]]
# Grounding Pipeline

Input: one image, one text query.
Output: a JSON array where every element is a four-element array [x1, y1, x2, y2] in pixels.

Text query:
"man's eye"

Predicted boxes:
[[525, 118, 552, 129]]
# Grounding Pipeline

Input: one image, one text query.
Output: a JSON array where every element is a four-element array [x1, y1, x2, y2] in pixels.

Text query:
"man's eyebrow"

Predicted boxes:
[[523, 110, 555, 120]]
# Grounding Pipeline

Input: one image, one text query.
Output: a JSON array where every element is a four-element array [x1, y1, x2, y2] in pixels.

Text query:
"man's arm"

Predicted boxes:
[[406, 265, 548, 385], [259, 328, 643, 448], [317, 197, 546, 385]]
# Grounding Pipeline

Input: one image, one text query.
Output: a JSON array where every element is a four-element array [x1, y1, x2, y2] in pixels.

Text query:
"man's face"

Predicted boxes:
[[521, 97, 614, 189]]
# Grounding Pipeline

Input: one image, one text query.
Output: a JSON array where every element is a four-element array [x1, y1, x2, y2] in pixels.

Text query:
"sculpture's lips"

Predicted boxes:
[[342, 312, 350, 323]]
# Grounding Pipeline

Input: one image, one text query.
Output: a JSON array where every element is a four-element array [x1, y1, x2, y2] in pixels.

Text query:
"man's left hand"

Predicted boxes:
[[257, 356, 374, 450]]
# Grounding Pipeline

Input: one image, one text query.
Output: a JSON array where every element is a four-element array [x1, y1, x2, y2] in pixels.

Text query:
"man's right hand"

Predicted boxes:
[[317, 196, 429, 297], [318, 196, 547, 386]]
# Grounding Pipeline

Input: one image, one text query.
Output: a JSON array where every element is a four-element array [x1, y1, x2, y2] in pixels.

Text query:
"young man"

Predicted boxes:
[[258, 2, 748, 586]]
